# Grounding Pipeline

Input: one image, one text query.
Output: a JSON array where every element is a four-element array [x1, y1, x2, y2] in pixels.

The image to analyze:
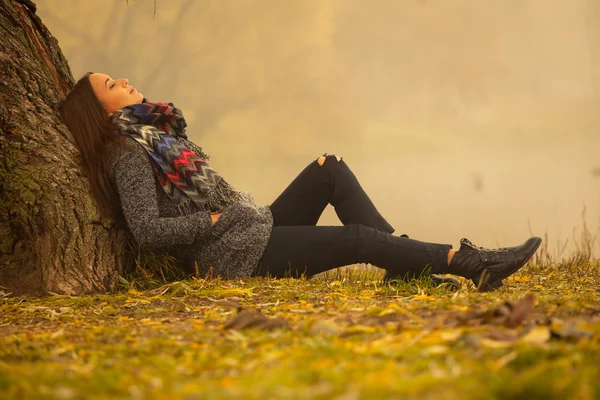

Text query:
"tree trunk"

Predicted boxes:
[[0, 0, 129, 295]]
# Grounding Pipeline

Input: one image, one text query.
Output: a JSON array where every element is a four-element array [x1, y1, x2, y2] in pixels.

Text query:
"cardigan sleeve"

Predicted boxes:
[[112, 145, 213, 248]]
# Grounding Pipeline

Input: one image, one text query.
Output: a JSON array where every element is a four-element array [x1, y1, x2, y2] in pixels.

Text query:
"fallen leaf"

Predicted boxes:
[[493, 350, 518, 371], [310, 319, 344, 337], [343, 324, 377, 336], [25, 306, 49, 312], [488, 329, 518, 342], [551, 325, 594, 342], [519, 326, 550, 345], [505, 293, 535, 328], [422, 345, 449, 356], [262, 318, 290, 330], [223, 309, 288, 331], [50, 329, 65, 339], [387, 303, 425, 322], [439, 330, 462, 342], [480, 338, 513, 349]]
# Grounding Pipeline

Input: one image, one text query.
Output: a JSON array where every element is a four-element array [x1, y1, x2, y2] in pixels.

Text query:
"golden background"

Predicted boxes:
[[37, 0, 600, 256]]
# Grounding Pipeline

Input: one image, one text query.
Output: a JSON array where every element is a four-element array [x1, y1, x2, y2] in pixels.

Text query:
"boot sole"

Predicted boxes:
[[478, 237, 542, 292]]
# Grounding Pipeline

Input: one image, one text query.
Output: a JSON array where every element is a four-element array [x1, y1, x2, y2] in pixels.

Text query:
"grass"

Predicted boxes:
[[1, 257, 599, 400]]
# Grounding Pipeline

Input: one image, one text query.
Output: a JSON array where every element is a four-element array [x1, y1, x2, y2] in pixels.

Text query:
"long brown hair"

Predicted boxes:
[[60, 72, 125, 221]]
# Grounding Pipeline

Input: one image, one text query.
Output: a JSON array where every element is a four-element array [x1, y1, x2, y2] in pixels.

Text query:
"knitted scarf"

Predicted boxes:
[[111, 101, 222, 209]]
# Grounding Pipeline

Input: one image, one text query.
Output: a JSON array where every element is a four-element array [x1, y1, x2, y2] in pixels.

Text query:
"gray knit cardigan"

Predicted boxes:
[[109, 137, 274, 278]]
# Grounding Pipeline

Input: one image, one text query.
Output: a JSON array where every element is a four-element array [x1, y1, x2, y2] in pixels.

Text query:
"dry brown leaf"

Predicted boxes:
[[504, 293, 535, 328], [487, 329, 518, 342], [223, 309, 288, 331], [456, 293, 536, 329], [260, 318, 290, 330], [551, 325, 594, 342]]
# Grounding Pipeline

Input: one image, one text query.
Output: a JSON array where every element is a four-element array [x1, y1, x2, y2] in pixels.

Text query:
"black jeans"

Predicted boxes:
[[254, 155, 452, 278]]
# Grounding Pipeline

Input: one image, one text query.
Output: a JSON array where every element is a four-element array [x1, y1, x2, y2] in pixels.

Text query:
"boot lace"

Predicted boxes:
[[461, 238, 509, 252]]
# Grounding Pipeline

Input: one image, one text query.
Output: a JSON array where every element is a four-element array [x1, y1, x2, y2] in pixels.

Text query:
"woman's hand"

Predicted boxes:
[[210, 212, 222, 225]]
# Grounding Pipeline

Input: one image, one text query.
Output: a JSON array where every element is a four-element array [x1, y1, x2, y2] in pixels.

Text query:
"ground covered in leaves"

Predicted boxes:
[[1, 262, 600, 400]]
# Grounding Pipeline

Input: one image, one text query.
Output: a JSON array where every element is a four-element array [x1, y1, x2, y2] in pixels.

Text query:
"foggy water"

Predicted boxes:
[[37, 0, 600, 257]]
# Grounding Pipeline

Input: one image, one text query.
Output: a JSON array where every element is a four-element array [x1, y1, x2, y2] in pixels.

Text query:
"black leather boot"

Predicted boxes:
[[448, 237, 542, 292]]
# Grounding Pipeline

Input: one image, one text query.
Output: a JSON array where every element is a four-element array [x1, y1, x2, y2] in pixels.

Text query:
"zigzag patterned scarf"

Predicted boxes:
[[111, 101, 222, 209]]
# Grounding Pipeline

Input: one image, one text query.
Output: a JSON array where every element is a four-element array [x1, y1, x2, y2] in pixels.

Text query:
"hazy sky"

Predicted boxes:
[[37, 0, 600, 258]]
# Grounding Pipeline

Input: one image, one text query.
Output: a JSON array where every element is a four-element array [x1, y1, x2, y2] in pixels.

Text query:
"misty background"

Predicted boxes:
[[37, 0, 600, 257]]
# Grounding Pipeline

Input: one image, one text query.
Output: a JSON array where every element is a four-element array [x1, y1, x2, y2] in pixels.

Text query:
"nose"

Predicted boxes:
[[120, 78, 128, 87]]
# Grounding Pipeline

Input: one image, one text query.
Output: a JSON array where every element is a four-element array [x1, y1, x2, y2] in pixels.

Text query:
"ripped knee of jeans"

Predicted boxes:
[[317, 153, 342, 166]]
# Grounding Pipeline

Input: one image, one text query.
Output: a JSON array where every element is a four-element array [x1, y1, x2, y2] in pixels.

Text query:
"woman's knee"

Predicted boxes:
[[316, 153, 342, 166]]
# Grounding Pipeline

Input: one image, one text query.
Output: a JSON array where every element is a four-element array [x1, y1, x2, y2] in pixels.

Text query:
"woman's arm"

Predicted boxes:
[[113, 147, 213, 248]]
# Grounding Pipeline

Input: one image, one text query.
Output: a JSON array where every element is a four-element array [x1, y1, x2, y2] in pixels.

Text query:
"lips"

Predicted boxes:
[[130, 87, 136, 94]]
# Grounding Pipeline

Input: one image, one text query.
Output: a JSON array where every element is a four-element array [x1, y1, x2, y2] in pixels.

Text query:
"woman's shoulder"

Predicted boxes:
[[106, 137, 150, 174], [107, 136, 144, 158]]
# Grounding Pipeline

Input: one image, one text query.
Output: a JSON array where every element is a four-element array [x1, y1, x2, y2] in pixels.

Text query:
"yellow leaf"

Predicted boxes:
[[422, 345, 449, 356], [345, 325, 377, 335], [439, 330, 462, 342], [519, 326, 550, 345], [481, 338, 512, 349], [493, 350, 519, 371], [388, 303, 424, 322], [377, 309, 396, 317]]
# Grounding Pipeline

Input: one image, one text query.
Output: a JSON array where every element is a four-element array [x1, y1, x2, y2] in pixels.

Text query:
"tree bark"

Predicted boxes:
[[0, 0, 129, 295]]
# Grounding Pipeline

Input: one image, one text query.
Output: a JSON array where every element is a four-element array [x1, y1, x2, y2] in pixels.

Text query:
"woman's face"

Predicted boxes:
[[89, 73, 144, 115]]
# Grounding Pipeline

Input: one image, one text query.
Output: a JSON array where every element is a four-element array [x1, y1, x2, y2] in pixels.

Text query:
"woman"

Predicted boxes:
[[60, 72, 542, 292]]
